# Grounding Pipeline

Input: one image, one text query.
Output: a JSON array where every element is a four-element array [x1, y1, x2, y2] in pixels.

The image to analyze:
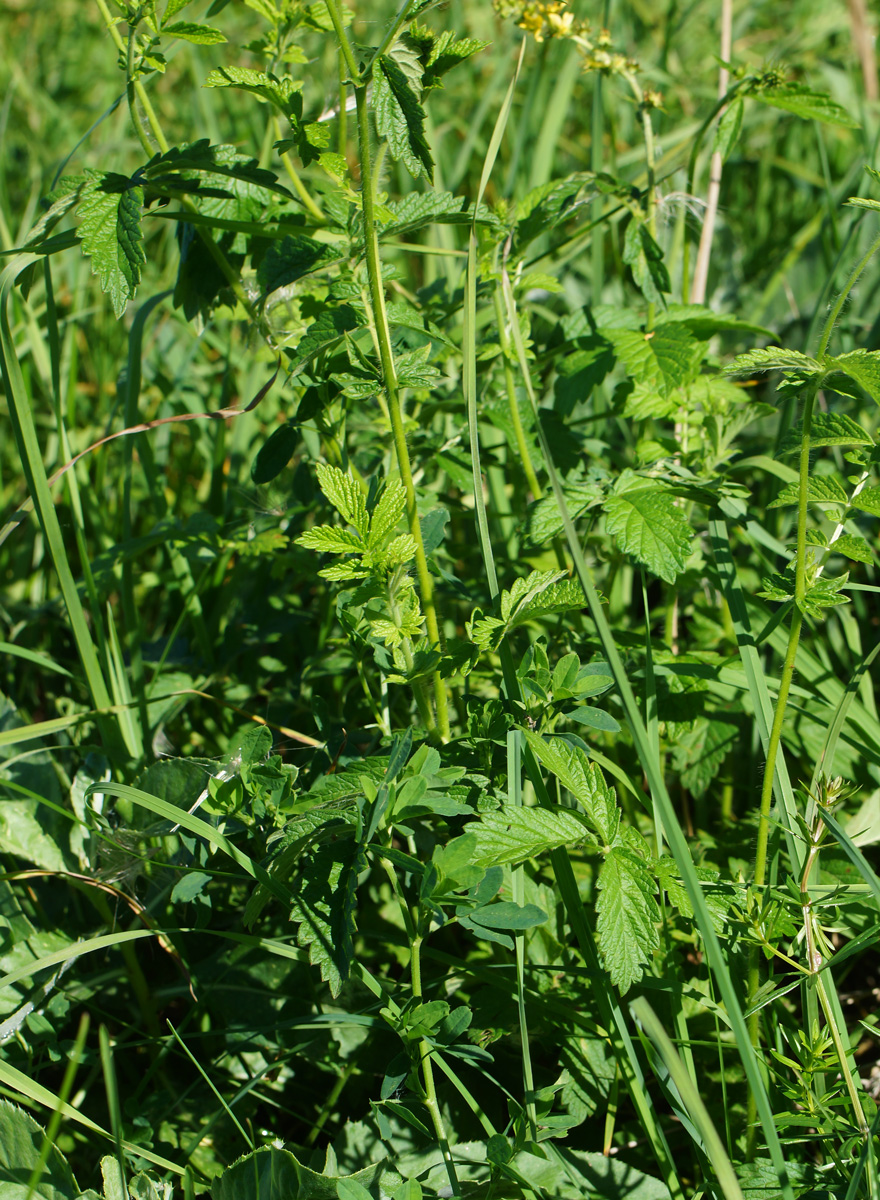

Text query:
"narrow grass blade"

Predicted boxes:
[[631, 997, 745, 1200], [0, 254, 126, 761]]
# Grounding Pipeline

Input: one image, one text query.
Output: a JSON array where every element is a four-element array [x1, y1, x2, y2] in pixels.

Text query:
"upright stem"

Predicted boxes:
[[691, 0, 733, 305], [352, 81, 451, 740], [493, 284, 543, 500], [411, 932, 462, 1196]]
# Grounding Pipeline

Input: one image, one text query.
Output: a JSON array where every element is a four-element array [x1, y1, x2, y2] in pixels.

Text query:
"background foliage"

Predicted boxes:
[[2, 0, 880, 1197]]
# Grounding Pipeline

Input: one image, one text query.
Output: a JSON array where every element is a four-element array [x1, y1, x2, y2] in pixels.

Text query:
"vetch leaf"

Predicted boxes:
[[77, 170, 145, 318], [596, 844, 659, 993], [603, 481, 691, 584], [467, 901, 548, 930]]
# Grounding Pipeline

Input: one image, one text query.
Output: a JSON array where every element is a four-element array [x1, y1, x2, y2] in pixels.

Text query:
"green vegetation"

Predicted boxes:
[[2, 0, 880, 1195]]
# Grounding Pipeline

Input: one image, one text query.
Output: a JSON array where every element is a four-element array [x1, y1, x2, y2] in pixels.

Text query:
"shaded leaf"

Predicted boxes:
[[603, 481, 691, 584], [77, 171, 145, 318]]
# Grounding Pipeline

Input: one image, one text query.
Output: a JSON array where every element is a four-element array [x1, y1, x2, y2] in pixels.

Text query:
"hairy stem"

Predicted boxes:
[[351, 77, 451, 739], [493, 283, 543, 500]]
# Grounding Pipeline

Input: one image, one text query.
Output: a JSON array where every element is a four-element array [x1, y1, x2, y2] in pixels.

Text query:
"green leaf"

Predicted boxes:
[[725, 346, 821, 376], [337, 1180, 373, 1200], [825, 349, 880, 404], [470, 570, 587, 652], [170, 870, 212, 903], [852, 486, 880, 517], [767, 475, 848, 509], [315, 464, 368, 536], [825, 533, 873, 564], [372, 55, 433, 180], [164, 20, 227, 42], [600, 323, 703, 396], [290, 837, 365, 997], [0, 1099, 79, 1200], [297, 526, 365, 553], [603, 481, 692, 584], [755, 82, 860, 127], [623, 220, 670, 306], [467, 901, 548, 930], [76, 171, 145, 318], [257, 235, 344, 294], [524, 483, 602, 545], [566, 705, 621, 733], [251, 423, 298, 483], [713, 97, 744, 162], [368, 482, 407, 549], [447, 806, 590, 870], [213, 1145, 400, 1200], [164, 0, 194, 17], [203, 66, 301, 117], [523, 731, 620, 843], [596, 842, 659, 993], [290, 305, 360, 369], [778, 410, 872, 453], [671, 718, 738, 798]]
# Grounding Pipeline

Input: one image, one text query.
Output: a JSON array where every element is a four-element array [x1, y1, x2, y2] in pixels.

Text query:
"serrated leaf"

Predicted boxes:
[[290, 837, 365, 997], [203, 66, 301, 116], [368, 481, 407, 548], [373, 55, 433, 180], [471, 571, 587, 652], [713, 97, 744, 162], [524, 483, 602, 545], [213, 1144, 398, 1200], [778, 410, 872, 453], [755, 82, 860, 127], [600, 323, 703, 396], [603, 485, 691, 584], [725, 346, 821, 376], [164, 0, 194, 17], [297, 526, 365, 553], [826, 533, 873, 563], [315, 463, 368, 536], [767, 475, 848, 509], [251, 423, 297, 484], [164, 20, 226, 42], [291, 305, 360, 368], [448, 806, 590, 870], [671, 718, 738, 798], [0, 1100, 79, 1200], [383, 534, 418, 566], [596, 845, 659, 993], [852, 486, 880, 517], [257, 234, 344, 294], [798, 572, 849, 616], [623, 219, 670, 306], [77, 170, 145, 318], [523, 731, 620, 843], [825, 349, 880, 404]]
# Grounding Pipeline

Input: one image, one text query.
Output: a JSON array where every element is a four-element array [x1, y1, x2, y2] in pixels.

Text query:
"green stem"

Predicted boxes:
[[352, 82, 450, 739], [323, 0, 361, 84], [411, 931, 461, 1197], [272, 115, 325, 222], [493, 283, 543, 499]]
